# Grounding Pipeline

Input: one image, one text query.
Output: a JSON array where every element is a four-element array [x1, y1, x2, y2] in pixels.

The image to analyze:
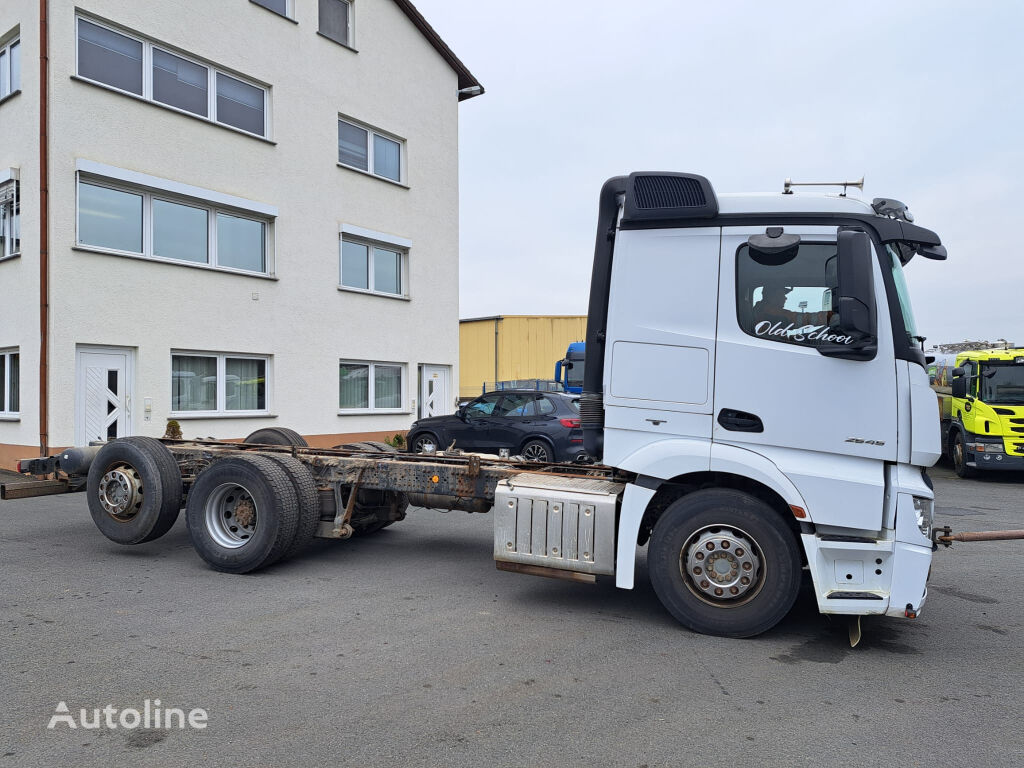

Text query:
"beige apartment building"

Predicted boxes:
[[0, 0, 481, 467]]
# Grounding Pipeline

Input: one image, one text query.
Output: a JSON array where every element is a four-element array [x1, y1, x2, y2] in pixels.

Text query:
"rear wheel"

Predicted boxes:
[[86, 437, 183, 545], [262, 454, 321, 557], [648, 489, 801, 638], [243, 427, 308, 447], [520, 439, 553, 463], [186, 455, 300, 573], [952, 431, 976, 478]]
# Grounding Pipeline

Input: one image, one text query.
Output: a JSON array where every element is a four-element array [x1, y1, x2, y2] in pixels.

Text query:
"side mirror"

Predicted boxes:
[[818, 229, 877, 361], [951, 367, 967, 398]]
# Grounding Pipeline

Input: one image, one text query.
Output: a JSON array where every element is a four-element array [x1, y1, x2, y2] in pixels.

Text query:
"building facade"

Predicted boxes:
[[459, 315, 587, 398], [0, 0, 480, 467]]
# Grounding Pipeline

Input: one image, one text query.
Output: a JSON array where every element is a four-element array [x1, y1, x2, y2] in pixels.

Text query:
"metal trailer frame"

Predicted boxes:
[[3, 438, 631, 536]]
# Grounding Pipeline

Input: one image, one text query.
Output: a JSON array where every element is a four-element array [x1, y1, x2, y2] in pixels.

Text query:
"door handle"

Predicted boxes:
[[717, 409, 764, 433]]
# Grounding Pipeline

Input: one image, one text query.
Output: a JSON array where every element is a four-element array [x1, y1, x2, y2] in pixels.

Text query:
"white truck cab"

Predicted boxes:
[[497, 173, 945, 637]]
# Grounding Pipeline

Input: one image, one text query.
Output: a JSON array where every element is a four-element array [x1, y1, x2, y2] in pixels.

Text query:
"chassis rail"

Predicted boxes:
[[12, 439, 632, 513]]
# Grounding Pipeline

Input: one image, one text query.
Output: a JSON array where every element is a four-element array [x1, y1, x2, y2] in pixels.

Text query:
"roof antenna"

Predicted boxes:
[[783, 176, 865, 197]]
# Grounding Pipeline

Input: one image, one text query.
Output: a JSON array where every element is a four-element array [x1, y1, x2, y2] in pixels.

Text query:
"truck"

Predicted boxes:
[[3, 172, 949, 639], [931, 348, 1024, 477], [554, 342, 586, 394]]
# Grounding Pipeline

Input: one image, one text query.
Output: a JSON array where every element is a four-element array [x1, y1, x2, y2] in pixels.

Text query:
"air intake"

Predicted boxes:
[[621, 172, 718, 227], [633, 175, 707, 209]]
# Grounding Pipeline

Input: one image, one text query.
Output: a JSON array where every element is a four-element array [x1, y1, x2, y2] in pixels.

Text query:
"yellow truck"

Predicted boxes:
[[932, 348, 1024, 476]]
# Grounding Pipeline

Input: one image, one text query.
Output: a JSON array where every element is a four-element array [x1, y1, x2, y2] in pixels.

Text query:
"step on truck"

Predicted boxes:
[[4, 173, 949, 638], [931, 349, 1024, 477]]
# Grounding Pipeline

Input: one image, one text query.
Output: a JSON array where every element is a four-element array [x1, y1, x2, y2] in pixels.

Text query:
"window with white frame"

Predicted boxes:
[[340, 235, 406, 297], [172, 352, 269, 415], [0, 179, 18, 259], [76, 16, 269, 138], [251, 0, 292, 19], [0, 34, 20, 100], [338, 118, 403, 183], [319, 0, 352, 47], [0, 348, 19, 416], [76, 175, 271, 275], [339, 361, 404, 412]]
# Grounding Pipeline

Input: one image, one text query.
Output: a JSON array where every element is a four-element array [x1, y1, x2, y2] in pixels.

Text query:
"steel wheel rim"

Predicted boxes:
[[204, 482, 258, 549], [97, 462, 144, 522], [954, 438, 964, 469], [680, 524, 765, 607], [522, 443, 549, 462]]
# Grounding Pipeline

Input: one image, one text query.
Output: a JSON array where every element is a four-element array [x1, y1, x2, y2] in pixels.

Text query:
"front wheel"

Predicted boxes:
[[648, 489, 801, 638], [952, 431, 977, 479], [410, 432, 440, 453]]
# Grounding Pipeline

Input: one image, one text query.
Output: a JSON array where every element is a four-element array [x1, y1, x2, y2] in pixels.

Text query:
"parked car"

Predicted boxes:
[[407, 390, 585, 463]]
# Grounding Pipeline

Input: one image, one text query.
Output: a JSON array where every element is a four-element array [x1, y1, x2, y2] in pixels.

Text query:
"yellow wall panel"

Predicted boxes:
[[459, 316, 587, 397]]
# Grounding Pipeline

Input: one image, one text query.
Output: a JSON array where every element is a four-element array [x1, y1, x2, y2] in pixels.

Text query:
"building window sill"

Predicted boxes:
[[336, 163, 409, 189], [70, 76, 277, 145], [337, 286, 410, 301], [0, 253, 21, 265], [317, 31, 358, 54], [170, 412, 277, 420], [0, 89, 21, 108], [0, 415, 20, 421], [73, 246, 280, 281], [337, 409, 410, 416], [250, 1, 299, 23]]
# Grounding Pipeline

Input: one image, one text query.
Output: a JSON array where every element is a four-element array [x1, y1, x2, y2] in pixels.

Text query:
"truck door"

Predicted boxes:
[[713, 226, 898, 530]]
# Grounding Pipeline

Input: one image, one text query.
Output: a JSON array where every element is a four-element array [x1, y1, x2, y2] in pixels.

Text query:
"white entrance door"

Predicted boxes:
[[420, 365, 451, 418], [76, 347, 135, 445]]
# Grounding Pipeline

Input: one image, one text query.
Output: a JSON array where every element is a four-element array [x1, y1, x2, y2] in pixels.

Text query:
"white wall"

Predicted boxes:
[[36, 0, 463, 446], [0, 0, 40, 456]]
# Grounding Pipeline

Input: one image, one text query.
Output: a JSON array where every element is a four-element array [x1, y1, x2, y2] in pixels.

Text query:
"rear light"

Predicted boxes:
[[15, 461, 22, 473], [559, 418, 581, 428]]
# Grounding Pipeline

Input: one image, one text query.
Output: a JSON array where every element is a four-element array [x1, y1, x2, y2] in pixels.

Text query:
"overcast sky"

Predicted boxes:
[[413, 1, 1024, 347]]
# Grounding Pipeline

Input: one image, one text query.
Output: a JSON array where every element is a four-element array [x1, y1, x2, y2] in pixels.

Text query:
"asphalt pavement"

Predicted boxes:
[[1, 463, 1022, 767]]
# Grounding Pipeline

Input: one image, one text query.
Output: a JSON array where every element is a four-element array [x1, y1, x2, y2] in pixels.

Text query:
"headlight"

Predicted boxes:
[[912, 496, 934, 538], [974, 441, 1003, 453]]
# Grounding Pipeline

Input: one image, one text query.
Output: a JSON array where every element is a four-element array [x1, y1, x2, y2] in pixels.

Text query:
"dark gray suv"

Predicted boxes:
[[407, 390, 584, 463]]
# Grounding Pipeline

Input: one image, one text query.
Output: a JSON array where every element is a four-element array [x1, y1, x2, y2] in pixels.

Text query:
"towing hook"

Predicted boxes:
[[933, 526, 954, 548]]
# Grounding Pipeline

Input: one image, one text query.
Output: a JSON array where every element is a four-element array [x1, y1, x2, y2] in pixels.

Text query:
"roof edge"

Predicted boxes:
[[392, 0, 484, 100]]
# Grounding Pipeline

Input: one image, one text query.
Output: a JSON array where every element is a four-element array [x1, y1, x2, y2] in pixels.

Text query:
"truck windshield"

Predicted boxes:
[[886, 244, 919, 347], [566, 359, 585, 389], [979, 365, 1024, 404]]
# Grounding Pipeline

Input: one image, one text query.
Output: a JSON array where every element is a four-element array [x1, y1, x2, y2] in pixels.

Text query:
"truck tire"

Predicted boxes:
[[86, 437, 183, 545], [185, 455, 300, 573], [648, 488, 802, 638], [243, 427, 308, 447], [520, 439, 553, 463], [951, 431, 977, 479], [334, 442, 409, 534], [262, 454, 321, 557]]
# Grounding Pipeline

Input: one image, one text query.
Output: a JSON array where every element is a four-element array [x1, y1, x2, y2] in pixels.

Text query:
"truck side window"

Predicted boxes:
[[736, 242, 851, 349]]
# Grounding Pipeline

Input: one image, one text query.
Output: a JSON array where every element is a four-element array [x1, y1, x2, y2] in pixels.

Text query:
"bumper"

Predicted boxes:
[[968, 451, 1024, 470], [801, 534, 932, 618]]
